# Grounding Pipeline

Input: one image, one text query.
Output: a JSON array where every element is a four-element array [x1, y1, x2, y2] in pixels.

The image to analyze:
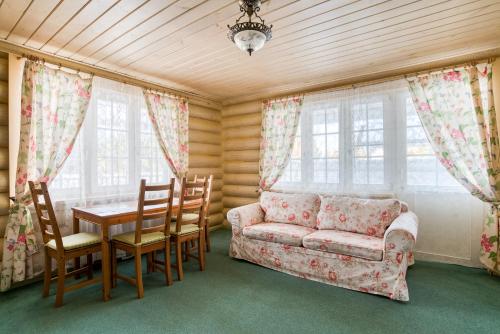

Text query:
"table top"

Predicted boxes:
[[72, 199, 180, 219]]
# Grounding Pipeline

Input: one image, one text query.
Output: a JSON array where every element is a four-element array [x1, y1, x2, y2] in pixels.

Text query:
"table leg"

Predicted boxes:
[[101, 225, 111, 301], [73, 215, 81, 279]]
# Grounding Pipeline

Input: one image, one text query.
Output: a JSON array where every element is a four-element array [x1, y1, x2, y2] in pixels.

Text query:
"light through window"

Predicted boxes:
[[51, 77, 172, 199], [275, 79, 478, 193]]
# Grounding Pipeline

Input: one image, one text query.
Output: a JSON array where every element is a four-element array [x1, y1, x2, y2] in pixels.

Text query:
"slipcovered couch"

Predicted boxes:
[[228, 191, 418, 301]]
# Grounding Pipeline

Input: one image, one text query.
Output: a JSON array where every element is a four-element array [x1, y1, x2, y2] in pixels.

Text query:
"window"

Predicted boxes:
[[51, 78, 171, 199], [405, 97, 460, 188], [275, 79, 473, 193], [351, 100, 384, 185]]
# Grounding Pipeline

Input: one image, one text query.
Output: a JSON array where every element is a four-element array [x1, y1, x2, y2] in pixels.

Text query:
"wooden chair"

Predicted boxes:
[[187, 175, 214, 252], [170, 177, 209, 281], [111, 178, 175, 299], [29, 181, 102, 307]]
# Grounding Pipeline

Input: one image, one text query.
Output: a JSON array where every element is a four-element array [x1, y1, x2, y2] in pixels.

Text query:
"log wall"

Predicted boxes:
[[0, 52, 8, 261], [221, 100, 261, 225], [188, 103, 224, 229]]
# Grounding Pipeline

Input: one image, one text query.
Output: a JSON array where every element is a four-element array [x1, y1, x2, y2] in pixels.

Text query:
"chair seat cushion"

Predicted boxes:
[[242, 223, 315, 247], [47, 232, 101, 251], [112, 231, 166, 245], [170, 223, 200, 235], [302, 230, 384, 261], [171, 213, 199, 222]]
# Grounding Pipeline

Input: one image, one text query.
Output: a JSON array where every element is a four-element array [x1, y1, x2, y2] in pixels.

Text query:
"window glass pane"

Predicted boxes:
[[326, 134, 339, 158], [313, 110, 325, 134], [291, 136, 301, 159], [291, 160, 301, 182], [96, 99, 129, 187], [313, 159, 326, 183], [326, 159, 339, 184], [353, 158, 368, 184], [352, 105, 367, 131], [368, 158, 384, 184], [353, 131, 367, 145], [407, 156, 437, 186], [139, 107, 170, 183], [326, 108, 339, 133], [368, 130, 383, 145], [313, 135, 326, 158]]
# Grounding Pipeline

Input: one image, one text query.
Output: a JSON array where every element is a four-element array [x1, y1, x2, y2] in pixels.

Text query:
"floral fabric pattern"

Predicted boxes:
[[243, 223, 315, 247], [1, 61, 92, 291], [407, 64, 499, 274], [259, 96, 303, 190], [260, 191, 320, 228], [228, 201, 418, 301], [143, 90, 189, 180], [303, 230, 384, 261], [316, 196, 402, 237]]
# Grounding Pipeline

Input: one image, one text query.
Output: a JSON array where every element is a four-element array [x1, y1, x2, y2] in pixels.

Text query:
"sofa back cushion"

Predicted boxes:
[[260, 191, 320, 229], [316, 196, 402, 237]]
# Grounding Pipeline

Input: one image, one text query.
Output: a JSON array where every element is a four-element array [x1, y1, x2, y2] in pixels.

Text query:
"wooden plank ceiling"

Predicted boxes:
[[0, 0, 500, 103]]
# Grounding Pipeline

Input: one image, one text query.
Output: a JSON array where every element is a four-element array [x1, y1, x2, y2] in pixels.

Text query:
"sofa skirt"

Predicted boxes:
[[229, 226, 412, 301]]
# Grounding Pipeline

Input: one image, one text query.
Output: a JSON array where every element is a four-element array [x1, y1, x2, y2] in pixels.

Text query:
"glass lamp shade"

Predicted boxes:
[[234, 29, 267, 55]]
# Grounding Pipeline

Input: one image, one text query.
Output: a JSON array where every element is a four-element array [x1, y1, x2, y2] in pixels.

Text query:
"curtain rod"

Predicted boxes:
[[305, 57, 496, 96], [0, 40, 221, 109], [223, 51, 500, 106]]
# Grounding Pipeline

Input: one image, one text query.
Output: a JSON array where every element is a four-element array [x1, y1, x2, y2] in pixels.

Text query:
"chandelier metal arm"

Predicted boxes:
[[227, 0, 272, 56]]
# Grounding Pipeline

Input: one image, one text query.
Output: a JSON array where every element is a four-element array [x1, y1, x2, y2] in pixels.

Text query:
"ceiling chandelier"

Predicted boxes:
[[227, 0, 272, 56]]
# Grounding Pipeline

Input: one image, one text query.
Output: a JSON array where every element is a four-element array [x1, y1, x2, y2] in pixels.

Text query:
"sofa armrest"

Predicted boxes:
[[227, 202, 265, 229], [384, 212, 418, 252]]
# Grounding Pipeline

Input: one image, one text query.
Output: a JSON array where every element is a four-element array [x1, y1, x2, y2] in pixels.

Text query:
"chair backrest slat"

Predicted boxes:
[[143, 197, 170, 206], [174, 176, 211, 233], [29, 181, 64, 252], [135, 178, 175, 244]]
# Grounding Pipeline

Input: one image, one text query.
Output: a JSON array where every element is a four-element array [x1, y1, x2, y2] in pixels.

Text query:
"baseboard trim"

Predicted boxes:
[[414, 250, 481, 268]]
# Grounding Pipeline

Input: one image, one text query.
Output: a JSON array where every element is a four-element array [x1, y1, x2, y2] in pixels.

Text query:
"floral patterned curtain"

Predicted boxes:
[[1, 61, 93, 291], [259, 95, 304, 190], [407, 64, 499, 274], [143, 90, 189, 180]]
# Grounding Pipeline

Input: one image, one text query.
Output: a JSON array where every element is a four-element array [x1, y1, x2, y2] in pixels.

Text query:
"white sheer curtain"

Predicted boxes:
[[48, 76, 173, 240], [275, 79, 489, 267]]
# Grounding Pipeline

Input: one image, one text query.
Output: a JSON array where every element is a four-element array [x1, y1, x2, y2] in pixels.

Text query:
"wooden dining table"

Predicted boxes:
[[72, 199, 185, 301]]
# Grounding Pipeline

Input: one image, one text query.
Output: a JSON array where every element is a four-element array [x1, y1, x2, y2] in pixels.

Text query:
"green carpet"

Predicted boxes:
[[1, 229, 499, 334]]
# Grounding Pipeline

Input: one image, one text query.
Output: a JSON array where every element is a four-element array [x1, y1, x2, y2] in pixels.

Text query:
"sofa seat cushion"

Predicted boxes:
[[260, 191, 320, 228], [302, 230, 384, 261], [316, 196, 402, 237], [243, 223, 315, 247]]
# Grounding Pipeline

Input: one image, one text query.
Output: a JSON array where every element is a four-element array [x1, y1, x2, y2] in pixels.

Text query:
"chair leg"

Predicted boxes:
[[175, 240, 184, 281], [198, 232, 205, 272], [205, 223, 211, 252], [111, 244, 117, 288], [165, 239, 173, 286], [135, 248, 144, 299], [87, 254, 93, 280], [43, 248, 51, 298], [55, 259, 66, 307]]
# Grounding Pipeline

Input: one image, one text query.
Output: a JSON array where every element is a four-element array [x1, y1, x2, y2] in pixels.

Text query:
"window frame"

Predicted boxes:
[[274, 87, 466, 194], [50, 88, 172, 200]]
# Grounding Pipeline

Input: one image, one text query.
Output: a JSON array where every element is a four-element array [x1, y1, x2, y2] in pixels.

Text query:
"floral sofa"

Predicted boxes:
[[228, 191, 418, 301]]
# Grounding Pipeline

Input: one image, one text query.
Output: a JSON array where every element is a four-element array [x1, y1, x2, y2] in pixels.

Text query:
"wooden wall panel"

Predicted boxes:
[[222, 100, 261, 225], [188, 102, 223, 230], [0, 51, 7, 261]]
